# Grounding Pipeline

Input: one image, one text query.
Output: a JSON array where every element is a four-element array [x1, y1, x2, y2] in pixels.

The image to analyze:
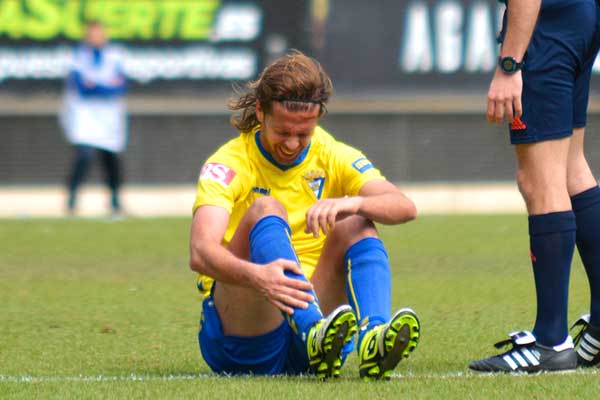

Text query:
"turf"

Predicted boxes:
[[1, 216, 598, 399]]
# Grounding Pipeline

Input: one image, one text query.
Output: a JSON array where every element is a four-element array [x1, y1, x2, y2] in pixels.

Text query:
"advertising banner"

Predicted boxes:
[[0, 0, 310, 93], [319, 0, 600, 94], [2, 0, 600, 95]]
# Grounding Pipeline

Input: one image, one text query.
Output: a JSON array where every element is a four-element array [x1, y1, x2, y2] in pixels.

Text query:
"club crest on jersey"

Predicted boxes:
[[352, 157, 373, 173], [199, 163, 236, 187], [303, 170, 325, 199]]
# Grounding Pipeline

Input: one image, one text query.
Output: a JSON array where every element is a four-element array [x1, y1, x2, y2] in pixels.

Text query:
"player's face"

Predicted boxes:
[[257, 101, 320, 165], [86, 24, 107, 48]]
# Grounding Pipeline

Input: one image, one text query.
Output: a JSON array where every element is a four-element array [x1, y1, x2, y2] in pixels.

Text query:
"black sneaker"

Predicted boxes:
[[571, 314, 600, 367], [469, 331, 577, 373]]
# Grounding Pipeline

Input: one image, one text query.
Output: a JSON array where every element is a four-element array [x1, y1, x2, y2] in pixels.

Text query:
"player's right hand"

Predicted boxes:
[[487, 68, 523, 124], [253, 258, 315, 315]]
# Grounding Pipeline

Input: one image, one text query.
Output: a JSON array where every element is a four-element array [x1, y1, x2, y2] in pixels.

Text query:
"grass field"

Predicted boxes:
[[1, 216, 598, 399]]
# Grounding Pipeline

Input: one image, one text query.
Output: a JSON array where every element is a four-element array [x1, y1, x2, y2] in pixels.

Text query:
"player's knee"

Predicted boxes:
[[567, 159, 596, 195], [516, 168, 536, 203], [246, 196, 288, 221], [328, 215, 377, 249], [404, 199, 418, 222]]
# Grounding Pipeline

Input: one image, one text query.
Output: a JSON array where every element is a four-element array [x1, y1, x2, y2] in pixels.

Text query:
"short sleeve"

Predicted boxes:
[[331, 141, 385, 196], [193, 160, 243, 214]]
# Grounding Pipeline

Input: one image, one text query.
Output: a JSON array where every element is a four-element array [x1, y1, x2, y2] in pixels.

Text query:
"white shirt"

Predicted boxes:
[[60, 44, 127, 153]]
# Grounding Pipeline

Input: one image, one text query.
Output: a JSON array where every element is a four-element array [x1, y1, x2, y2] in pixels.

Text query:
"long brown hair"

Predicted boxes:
[[229, 50, 333, 132]]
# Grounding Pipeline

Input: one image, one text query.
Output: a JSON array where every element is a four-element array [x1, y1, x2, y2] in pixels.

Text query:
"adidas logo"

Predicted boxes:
[[502, 346, 540, 370], [577, 332, 600, 362], [511, 117, 527, 130]]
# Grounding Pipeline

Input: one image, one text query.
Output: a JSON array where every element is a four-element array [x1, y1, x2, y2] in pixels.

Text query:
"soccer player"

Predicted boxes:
[[60, 21, 127, 216], [470, 0, 600, 372], [189, 51, 420, 379]]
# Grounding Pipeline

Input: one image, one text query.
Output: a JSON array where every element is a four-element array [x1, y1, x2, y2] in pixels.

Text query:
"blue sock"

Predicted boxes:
[[571, 186, 600, 327], [249, 215, 322, 341], [344, 237, 391, 349], [529, 211, 576, 346]]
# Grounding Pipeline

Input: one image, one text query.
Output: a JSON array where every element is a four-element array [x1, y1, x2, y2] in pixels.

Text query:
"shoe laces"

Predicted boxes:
[[493, 330, 536, 350]]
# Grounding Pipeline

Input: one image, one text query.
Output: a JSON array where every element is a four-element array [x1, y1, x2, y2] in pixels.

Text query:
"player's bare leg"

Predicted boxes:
[[213, 197, 289, 336], [515, 138, 571, 214], [567, 128, 597, 196], [471, 138, 578, 372], [515, 138, 574, 349], [214, 196, 356, 378], [311, 215, 376, 314], [514, 137, 573, 348]]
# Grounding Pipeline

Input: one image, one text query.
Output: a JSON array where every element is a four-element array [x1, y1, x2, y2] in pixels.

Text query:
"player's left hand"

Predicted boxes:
[[305, 196, 362, 237], [487, 68, 523, 124]]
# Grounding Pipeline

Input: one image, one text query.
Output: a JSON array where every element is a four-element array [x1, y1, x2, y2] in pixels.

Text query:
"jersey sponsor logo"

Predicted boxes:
[[251, 186, 271, 195], [199, 163, 236, 187], [352, 157, 374, 173], [303, 170, 326, 199]]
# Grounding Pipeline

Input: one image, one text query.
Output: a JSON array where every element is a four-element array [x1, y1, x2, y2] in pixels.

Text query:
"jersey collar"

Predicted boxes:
[[255, 130, 311, 171]]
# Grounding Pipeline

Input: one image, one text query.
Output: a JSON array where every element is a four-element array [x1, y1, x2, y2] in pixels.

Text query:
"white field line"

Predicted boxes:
[[0, 374, 213, 383], [1, 369, 598, 383]]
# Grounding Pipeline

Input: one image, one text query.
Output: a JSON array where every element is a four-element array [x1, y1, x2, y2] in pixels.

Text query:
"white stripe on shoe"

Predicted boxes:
[[503, 355, 518, 370], [577, 333, 600, 363], [580, 340, 598, 356], [512, 352, 528, 368], [502, 348, 542, 370], [521, 348, 540, 366], [578, 347, 595, 362], [584, 333, 600, 349]]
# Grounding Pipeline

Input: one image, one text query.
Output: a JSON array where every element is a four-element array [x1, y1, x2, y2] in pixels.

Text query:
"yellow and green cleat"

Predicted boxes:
[[358, 308, 420, 381], [307, 304, 358, 379]]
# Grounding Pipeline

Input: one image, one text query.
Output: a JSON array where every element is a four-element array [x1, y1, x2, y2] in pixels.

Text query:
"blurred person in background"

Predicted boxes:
[[189, 51, 420, 380], [470, 0, 600, 373], [60, 20, 127, 216]]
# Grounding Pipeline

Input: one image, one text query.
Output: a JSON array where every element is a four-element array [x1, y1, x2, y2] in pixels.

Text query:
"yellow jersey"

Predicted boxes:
[[193, 126, 384, 296]]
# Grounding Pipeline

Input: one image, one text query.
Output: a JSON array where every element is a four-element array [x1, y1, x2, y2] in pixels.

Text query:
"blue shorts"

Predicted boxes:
[[501, 1, 600, 144], [198, 294, 308, 375], [198, 292, 355, 375]]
